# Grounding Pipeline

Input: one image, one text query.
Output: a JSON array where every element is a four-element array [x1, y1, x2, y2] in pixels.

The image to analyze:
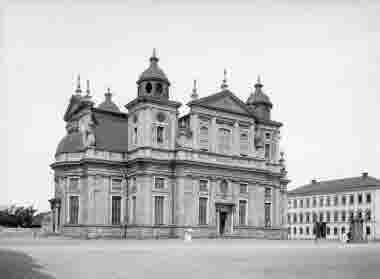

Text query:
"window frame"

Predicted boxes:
[[199, 179, 209, 193], [111, 195, 122, 225], [154, 177, 165, 190], [239, 183, 248, 194], [153, 195, 165, 225], [67, 194, 80, 224], [239, 199, 248, 226], [198, 196, 208, 225]]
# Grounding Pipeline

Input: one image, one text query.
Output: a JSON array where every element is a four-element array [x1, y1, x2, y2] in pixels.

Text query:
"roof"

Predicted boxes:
[[246, 81, 272, 108], [188, 89, 254, 117], [55, 109, 128, 156], [288, 175, 380, 196], [137, 53, 170, 85], [97, 92, 121, 113]]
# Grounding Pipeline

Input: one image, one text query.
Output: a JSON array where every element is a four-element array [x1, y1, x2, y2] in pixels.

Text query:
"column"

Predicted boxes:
[[233, 121, 240, 156], [249, 123, 255, 156], [190, 113, 199, 149], [175, 177, 185, 225], [211, 117, 217, 153]]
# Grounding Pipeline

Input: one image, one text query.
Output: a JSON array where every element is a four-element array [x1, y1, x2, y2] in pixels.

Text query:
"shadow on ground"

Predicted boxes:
[[0, 249, 55, 279]]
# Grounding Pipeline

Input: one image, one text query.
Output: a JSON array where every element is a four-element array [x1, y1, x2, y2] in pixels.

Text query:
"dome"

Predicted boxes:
[[246, 78, 272, 107], [55, 132, 85, 156], [97, 89, 120, 113], [137, 49, 170, 85]]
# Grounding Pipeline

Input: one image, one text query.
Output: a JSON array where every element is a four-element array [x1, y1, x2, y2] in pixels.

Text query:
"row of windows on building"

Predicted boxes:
[[287, 209, 372, 224], [289, 192, 372, 209], [289, 225, 371, 236], [68, 194, 273, 227]]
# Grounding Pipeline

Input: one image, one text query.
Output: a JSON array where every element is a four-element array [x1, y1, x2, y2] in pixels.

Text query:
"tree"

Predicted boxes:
[[0, 205, 37, 228]]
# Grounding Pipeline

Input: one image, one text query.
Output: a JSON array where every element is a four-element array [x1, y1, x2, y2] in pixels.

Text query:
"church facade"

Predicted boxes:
[[49, 51, 289, 239]]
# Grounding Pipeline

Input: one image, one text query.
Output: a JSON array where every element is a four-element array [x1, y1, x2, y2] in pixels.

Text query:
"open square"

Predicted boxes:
[[1, 238, 380, 279]]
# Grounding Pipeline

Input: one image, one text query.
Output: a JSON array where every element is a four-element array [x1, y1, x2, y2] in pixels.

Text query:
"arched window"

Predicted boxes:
[[299, 213, 303, 223], [145, 82, 152, 93], [365, 209, 371, 221], [155, 83, 163, 95]]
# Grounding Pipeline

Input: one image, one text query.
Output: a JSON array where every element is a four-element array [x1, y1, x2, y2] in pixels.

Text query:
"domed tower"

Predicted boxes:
[[246, 76, 273, 120], [97, 88, 120, 113], [137, 48, 170, 100]]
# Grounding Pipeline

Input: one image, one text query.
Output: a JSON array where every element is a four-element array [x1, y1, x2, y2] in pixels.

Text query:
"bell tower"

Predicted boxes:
[[136, 48, 170, 100], [126, 50, 181, 151]]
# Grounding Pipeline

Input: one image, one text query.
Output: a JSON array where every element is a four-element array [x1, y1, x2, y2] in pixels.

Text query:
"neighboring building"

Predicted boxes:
[[49, 50, 289, 239], [287, 173, 380, 240]]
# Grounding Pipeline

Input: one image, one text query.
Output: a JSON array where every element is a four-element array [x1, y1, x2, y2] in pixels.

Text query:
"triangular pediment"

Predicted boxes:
[[189, 90, 252, 116]]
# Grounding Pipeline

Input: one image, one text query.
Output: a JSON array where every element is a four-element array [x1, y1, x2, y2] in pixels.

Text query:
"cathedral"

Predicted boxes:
[[49, 50, 290, 239]]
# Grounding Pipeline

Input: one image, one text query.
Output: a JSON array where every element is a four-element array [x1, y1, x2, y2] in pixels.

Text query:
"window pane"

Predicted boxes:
[[240, 131, 249, 155], [199, 127, 209, 151], [199, 197, 207, 225], [199, 180, 208, 192], [264, 203, 271, 227], [69, 196, 79, 224], [155, 178, 164, 189], [154, 196, 164, 225], [112, 179, 122, 192], [112, 196, 121, 225], [264, 144, 270, 159], [157, 126, 164, 143], [239, 200, 247, 225], [240, 184, 247, 194]]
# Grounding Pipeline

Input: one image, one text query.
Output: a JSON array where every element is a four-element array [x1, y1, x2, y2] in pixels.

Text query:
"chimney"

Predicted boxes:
[[362, 172, 368, 178], [311, 179, 317, 184]]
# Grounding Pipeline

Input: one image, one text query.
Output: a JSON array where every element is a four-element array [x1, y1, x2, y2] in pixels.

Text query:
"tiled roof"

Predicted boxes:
[[288, 175, 380, 196]]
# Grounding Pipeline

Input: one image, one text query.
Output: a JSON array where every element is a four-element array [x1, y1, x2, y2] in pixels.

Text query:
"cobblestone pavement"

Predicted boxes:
[[1, 237, 380, 279]]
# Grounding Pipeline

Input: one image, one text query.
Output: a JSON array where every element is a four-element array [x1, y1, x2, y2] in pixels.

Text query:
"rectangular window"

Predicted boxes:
[[326, 196, 330, 207], [199, 126, 209, 151], [287, 214, 291, 224], [312, 198, 317, 207], [111, 196, 121, 225], [319, 197, 324, 207], [349, 194, 354, 205], [199, 197, 208, 225], [306, 213, 310, 223], [306, 227, 310, 235], [293, 213, 297, 223], [133, 127, 138, 144], [132, 196, 136, 224], [154, 177, 165, 189], [154, 196, 164, 225], [306, 198, 310, 208], [240, 183, 248, 194], [293, 199, 297, 209], [341, 211, 346, 222], [240, 131, 249, 156], [342, 195, 346, 205], [334, 195, 338, 206], [326, 211, 330, 222], [264, 143, 270, 160], [265, 132, 271, 140], [218, 128, 231, 154], [239, 200, 247, 225], [199, 180, 208, 192], [334, 227, 338, 235], [157, 126, 164, 144], [300, 199, 304, 208], [111, 178, 122, 192], [69, 196, 79, 224], [358, 193, 363, 204], [366, 193, 371, 203], [264, 203, 271, 227]]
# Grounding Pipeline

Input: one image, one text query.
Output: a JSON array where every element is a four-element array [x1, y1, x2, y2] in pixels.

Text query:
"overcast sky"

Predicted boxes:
[[2, 0, 380, 212]]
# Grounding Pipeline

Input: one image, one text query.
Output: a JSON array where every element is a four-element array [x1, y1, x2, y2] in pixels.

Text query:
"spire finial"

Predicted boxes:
[[85, 79, 91, 96], [105, 87, 112, 101], [75, 74, 82, 95], [191, 79, 199, 100], [150, 48, 159, 63], [221, 69, 228, 90], [255, 75, 263, 89]]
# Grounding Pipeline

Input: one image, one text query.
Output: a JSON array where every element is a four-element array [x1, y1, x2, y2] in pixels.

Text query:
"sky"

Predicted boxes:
[[2, 0, 380, 212]]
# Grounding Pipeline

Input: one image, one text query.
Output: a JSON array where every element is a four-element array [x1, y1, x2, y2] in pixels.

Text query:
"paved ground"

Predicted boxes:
[[1, 237, 380, 279]]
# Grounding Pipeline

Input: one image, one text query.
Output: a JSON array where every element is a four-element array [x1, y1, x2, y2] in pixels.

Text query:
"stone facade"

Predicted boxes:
[[50, 51, 289, 239]]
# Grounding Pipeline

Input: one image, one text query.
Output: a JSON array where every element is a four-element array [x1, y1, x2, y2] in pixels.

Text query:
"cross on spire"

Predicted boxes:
[[150, 48, 159, 63], [75, 74, 82, 95], [191, 79, 199, 100], [221, 69, 228, 90]]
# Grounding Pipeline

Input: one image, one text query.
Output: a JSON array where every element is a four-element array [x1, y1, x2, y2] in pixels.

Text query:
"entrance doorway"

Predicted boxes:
[[219, 212, 227, 235]]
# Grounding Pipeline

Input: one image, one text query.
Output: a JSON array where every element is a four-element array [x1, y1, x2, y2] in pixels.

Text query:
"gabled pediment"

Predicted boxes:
[[188, 90, 252, 116]]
